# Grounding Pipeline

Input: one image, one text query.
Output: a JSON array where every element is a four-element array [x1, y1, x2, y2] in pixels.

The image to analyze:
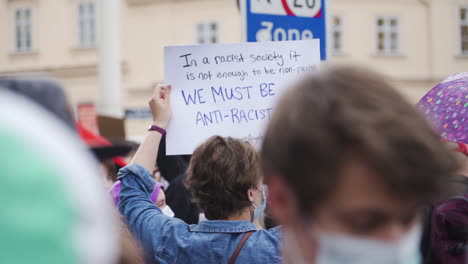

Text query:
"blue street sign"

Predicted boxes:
[[242, 0, 328, 60]]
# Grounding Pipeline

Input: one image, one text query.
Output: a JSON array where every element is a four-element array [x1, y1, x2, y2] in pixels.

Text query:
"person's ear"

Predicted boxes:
[[266, 174, 297, 226], [247, 188, 255, 203]]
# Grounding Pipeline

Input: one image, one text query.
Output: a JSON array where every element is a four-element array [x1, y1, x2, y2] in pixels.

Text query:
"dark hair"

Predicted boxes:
[[185, 136, 261, 220], [262, 65, 458, 216], [103, 159, 118, 182], [156, 135, 190, 182]]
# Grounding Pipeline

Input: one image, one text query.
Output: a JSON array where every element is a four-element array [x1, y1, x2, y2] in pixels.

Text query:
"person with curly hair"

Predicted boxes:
[[118, 85, 280, 264]]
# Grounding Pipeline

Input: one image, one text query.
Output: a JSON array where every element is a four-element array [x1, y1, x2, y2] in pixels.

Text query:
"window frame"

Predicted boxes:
[[375, 16, 400, 56], [196, 21, 219, 44], [77, 1, 96, 48], [459, 5, 468, 55], [14, 7, 33, 53], [331, 15, 344, 55]]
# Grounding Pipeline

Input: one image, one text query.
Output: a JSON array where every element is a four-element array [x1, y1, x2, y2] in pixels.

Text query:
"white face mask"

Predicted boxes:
[[161, 205, 175, 217], [252, 185, 267, 221], [282, 226, 423, 264], [159, 177, 170, 190], [315, 226, 422, 264]]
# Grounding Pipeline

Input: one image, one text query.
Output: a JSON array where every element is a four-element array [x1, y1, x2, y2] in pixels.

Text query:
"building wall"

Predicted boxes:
[[329, 0, 468, 101], [331, 0, 430, 79], [1, 0, 467, 140], [122, 0, 241, 93], [432, 0, 468, 78]]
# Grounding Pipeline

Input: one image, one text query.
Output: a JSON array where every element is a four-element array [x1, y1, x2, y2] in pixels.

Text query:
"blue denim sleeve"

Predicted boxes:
[[117, 164, 172, 257]]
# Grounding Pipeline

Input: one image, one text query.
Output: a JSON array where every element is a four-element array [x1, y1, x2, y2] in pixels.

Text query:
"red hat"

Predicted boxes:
[[76, 122, 129, 167]]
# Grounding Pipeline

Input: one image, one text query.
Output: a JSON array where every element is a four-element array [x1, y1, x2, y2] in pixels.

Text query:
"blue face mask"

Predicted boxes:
[[252, 185, 267, 221]]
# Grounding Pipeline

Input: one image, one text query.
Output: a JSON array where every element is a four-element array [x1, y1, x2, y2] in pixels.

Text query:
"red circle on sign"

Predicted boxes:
[[281, 0, 295, 16], [281, 0, 322, 18]]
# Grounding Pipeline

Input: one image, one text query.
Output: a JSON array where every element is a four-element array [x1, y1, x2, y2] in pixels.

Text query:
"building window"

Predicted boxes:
[[196, 22, 218, 44], [78, 2, 96, 48], [376, 16, 399, 55], [331, 16, 343, 54], [15, 8, 32, 53], [460, 6, 468, 55]]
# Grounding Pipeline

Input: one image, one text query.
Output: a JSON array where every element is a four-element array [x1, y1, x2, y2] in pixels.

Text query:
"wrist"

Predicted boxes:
[[148, 124, 167, 135], [152, 121, 168, 130]]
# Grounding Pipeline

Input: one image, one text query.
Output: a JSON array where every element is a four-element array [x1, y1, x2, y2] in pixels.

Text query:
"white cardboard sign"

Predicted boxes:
[[165, 39, 320, 155]]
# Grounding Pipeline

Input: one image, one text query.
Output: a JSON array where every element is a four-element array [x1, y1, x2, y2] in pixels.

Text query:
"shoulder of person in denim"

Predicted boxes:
[[118, 164, 282, 264]]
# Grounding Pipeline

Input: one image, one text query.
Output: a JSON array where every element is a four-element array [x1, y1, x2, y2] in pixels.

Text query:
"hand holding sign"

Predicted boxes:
[[149, 85, 172, 129], [165, 39, 320, 155]]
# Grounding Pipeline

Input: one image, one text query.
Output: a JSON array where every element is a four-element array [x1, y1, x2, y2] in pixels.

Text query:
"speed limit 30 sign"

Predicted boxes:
[[242, 0, 328, 60]]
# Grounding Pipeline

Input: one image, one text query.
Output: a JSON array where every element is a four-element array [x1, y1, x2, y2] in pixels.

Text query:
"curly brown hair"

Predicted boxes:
[[185, 136, 261, 220]]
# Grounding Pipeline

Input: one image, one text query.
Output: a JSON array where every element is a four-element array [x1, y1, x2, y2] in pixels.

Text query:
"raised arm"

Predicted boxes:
[[130, 85, 172, 170], [117, 85, 173, 261]]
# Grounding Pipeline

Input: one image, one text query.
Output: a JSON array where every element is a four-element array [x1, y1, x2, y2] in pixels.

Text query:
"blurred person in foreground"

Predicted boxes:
[[118, 85, 280, 264], [0, 76, 144, 264], [261, 66, 458, 264], [0, 86, 118, 264]]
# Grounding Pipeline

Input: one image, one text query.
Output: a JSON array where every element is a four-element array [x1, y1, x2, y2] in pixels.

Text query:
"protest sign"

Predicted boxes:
[[165, 39, 320, 155]]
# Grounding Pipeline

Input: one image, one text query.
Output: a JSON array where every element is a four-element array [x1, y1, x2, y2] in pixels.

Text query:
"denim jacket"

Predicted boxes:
[[118, 164, 281, 264]]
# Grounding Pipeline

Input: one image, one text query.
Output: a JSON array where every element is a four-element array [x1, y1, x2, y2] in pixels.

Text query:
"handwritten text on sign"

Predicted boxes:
[[165, 40, 320, 155]]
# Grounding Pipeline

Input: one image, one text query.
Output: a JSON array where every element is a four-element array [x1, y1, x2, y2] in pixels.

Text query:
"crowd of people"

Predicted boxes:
[[0, 65, 466, 264]]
